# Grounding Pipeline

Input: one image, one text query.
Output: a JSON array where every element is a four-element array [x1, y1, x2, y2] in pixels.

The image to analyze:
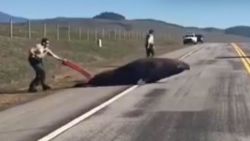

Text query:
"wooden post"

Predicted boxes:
[[43, 23, 47, 37], [121, 30, 123, 40], [108, 30, 111, 40], [123, 31, 126, 40], [9, 18, 13, 39], [68, 24, 71, 41], [95, 29, 98, 41], [114, 29, 117, 40], [118, 29, 121, 40], [87, 29, 90, 41], [28, 20, 31, 39], [102, 28, 105, 39], [56, 24, 59, 40], [79, 27, 82, 40], [132, 31, 135, 40]]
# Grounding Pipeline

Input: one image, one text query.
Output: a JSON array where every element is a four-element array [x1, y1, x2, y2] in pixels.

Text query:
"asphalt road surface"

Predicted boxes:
[[1, 43, 250, 141]]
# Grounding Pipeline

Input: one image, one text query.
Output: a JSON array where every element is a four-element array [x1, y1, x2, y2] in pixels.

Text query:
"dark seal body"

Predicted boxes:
[[88, 58, 190, 86]]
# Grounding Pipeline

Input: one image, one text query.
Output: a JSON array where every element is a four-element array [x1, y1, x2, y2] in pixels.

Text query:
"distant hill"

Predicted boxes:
[[93, 12, 126, 20], [0, 11, 27, 23], [225, 26, 250, 37], [29, 18, 250, 42], [0, 11, 250, 42], [202, 27, 223, 33]]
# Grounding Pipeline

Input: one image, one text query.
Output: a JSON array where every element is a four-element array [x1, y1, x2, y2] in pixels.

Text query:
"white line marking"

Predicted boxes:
[[38, 45, 202, 141], [38, 85, 138, 141], [179, 46, 201, 60]]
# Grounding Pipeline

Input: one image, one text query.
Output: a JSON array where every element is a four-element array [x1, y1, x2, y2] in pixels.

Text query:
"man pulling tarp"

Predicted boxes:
[[28, 38, 67, 92], [28, 38, 92, 92]]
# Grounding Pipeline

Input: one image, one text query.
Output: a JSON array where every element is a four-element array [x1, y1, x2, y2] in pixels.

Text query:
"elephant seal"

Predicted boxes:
[[87, 58, 190, 86]]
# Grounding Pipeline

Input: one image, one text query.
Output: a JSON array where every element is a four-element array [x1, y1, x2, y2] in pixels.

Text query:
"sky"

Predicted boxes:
[[1, 0, 250, 28]]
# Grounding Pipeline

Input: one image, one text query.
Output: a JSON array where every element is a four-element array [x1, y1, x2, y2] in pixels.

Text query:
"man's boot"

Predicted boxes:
[[28, 87, 38, 93], [42, 84, 51, 91]]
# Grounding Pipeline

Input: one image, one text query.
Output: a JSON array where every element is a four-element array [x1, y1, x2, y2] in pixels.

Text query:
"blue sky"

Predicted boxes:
[[1, 0, 250, 28]]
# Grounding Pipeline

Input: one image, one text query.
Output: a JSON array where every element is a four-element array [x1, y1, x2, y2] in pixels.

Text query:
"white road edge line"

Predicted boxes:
[[38, 45, 202, 141], [38, 85, 138, 141]]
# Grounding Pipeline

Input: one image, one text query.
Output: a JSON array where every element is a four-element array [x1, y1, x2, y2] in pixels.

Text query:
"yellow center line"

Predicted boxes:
[[231, 43, 250, 74], [236, 45, 250, 65]]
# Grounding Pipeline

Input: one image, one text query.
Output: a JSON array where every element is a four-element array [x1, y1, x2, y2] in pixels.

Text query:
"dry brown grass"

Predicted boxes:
[[0, 36, 183, 111]]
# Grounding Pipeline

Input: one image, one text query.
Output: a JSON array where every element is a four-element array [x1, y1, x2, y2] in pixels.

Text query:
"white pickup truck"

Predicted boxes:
[[183, 34, 198, 44], [183, 34, 204, 45]]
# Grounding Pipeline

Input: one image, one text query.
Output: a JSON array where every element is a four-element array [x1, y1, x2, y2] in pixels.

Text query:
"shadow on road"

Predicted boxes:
[[216, 56, 250, 59]]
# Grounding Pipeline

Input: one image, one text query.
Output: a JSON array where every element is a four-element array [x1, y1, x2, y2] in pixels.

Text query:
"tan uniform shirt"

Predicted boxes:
[[29, 44, 61, 60]]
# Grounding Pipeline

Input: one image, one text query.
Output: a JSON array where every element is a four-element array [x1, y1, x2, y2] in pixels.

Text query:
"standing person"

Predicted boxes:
[[28, 38, 65, 92], [145, 29, 155, 58]]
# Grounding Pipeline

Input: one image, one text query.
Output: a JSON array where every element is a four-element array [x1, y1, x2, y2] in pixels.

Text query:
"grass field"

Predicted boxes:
[[0, 36, 182, 92]]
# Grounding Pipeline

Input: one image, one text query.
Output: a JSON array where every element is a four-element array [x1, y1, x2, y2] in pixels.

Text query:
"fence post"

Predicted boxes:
[[56, 24, 59, 40], [114, 29, 117, 40], [108, 30, 111, 40], [121, 30, 123, 40], [28, 20, 31, 39], [132, 31, 135, 40], [123, 31, 126, 40], [87, 29, 90, 41], [95, 29, 98, 41], [9, 18, 13, 39], [68, 24, 71, 41], [79, 27, 82, 40], [130, 32, 132, 40], [43, 23, 47, 37], [102, 28, 105, 39], [118, 29, 121, 40], [127, 31, 129, 40]]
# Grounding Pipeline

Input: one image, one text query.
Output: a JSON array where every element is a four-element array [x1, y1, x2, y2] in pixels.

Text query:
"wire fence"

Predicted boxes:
[[0, 19, 178, 42]]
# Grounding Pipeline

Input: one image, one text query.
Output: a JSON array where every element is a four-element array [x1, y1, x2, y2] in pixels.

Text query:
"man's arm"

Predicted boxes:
[[47, 48, 63, 61]]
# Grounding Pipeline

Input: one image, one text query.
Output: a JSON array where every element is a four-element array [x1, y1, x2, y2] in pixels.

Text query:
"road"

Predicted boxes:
[[1, 43, 250, 141]]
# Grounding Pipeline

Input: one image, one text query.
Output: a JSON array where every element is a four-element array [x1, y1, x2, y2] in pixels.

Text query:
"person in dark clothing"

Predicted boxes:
[[28, 38, 65, 92], [145, 29, 155, 58]]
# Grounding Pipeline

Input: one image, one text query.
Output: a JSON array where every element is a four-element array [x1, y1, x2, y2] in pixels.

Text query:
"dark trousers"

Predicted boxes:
[[146, 44, 155, 58], [28, 57, 48, 90]]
